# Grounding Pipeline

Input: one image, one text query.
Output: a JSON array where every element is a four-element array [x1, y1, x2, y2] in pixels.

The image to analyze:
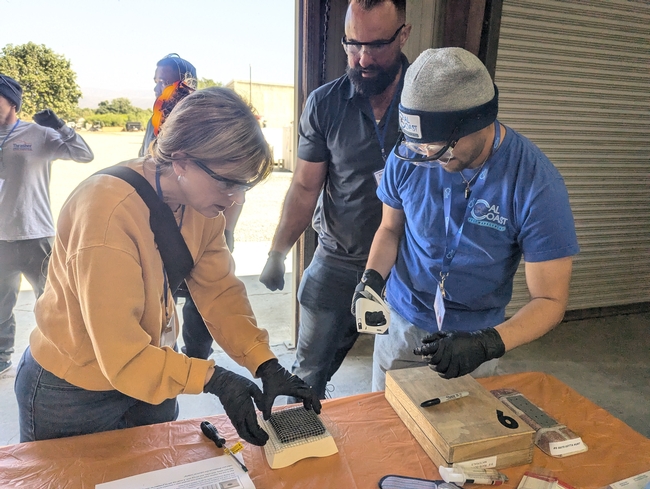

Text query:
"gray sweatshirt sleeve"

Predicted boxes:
[[45, 125, 94, 163]]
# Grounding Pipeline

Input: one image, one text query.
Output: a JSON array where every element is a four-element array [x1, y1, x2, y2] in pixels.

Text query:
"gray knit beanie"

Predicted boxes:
[[399, 48, 498, 143], [0, 74, 23, 112]]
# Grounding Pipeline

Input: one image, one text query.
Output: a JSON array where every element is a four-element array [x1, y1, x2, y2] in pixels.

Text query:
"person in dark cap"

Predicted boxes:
[[0, 74, 94, 376], [139, 54, 243, 362], [351, 48, 579, 388], [139, 53, 197, 158]]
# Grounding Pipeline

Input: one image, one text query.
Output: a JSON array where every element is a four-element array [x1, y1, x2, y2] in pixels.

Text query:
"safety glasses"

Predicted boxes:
[[342, 24, 405, 57], [151, 80, 195, 136], [192, 159, 255, 196], [392, 130, 459, 167]]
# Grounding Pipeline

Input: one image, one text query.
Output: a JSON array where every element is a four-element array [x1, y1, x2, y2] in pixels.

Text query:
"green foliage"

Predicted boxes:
[[96, 97, 137, 114], [0, 42, 81, 119], [198, 77, 222, 89], [76, 98, 152, 128]]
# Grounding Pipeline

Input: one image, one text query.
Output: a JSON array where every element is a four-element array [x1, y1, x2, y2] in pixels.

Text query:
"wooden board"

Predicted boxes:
[[385, 367, 534, 468]]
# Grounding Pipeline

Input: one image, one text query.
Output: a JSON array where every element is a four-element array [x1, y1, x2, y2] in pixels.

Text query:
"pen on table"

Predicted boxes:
[[420, 391, 469, 408], [200, 421, 249, 472]]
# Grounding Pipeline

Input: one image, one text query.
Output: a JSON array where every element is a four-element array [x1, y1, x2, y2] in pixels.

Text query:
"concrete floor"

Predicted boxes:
[[1, 250, 649, 446]]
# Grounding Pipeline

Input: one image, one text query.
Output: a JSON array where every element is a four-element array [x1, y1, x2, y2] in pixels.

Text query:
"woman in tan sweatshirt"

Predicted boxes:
[[15, 87, 320, 444]]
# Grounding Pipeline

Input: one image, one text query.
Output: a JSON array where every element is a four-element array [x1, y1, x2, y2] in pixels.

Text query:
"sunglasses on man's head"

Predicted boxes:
[[151, 80, 195, 136]]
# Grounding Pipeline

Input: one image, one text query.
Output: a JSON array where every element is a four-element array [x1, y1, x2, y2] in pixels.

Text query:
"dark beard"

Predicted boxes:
[[347, 57, 401, 97]]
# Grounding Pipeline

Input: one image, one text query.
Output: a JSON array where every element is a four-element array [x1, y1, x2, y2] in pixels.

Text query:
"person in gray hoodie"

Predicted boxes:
[[0, 74, 94, 376]]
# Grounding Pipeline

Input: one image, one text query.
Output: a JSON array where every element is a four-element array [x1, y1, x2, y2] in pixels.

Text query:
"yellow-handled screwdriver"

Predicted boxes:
[[200, 421, 248, 472]]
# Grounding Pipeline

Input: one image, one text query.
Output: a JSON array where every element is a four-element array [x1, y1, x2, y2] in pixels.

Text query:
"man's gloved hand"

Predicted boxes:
[[203, 366, 269, 446], [256, 358, 322, 420], [224, 229, 234, 252], [33, 109, 66, 130], [351, 269, 385, 315], [413, 328, 506, 379], [259, 251, 286, 291]]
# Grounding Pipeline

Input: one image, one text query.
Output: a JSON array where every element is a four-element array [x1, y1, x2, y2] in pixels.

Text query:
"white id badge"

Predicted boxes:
[[434, 287, 446, 331], [373, 169, 384, 186], [0, 179, 5, 193], [160, 314, 177, 348]]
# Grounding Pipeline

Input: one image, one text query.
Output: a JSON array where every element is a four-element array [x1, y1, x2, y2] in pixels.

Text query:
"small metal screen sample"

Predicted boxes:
[[268, 406, 326, 444], [507, 395, 558, 428]]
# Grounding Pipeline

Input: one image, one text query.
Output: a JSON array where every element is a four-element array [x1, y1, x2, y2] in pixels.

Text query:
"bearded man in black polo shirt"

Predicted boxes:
[[259, 0, 411, 399]]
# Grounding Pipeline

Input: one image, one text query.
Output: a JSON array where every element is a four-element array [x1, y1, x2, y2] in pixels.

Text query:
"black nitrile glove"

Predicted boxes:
[[413, 328, 506, 379], [203, 366, 269, 446], [224, 229, 234, 252], [351, 269, 385, 315], [259, 251, 286, 291], [256, 358, 322, 420], [33, 109, 66, 130]]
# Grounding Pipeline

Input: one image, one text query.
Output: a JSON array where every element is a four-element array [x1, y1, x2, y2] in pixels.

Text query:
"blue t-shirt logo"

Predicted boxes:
[[469, 199, 508, 231]]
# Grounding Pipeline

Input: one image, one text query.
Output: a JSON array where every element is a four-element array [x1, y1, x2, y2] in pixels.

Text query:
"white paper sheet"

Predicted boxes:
[[96, 456, 256, 489]]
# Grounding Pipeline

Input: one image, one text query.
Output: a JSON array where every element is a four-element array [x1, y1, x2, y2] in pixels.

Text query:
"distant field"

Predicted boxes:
[[50, 132, 292, 243]]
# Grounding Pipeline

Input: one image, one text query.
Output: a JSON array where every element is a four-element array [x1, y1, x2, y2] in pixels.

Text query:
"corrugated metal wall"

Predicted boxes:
[[495, 0, 650, 314]]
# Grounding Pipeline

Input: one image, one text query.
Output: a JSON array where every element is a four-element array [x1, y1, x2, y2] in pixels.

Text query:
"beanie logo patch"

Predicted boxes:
[[399, 112, 422, 140]]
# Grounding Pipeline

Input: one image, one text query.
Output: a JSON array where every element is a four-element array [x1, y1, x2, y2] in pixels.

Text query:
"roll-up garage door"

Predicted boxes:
[[494, 0, 650, 314]]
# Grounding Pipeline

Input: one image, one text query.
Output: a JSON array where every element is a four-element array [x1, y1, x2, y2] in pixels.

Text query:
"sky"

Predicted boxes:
[[0, 0, 295, 109]]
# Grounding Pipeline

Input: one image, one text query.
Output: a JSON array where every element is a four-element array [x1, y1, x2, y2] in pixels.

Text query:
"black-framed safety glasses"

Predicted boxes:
[[393, 127, 460, 166], [341, 24, 406, 56], [192, 159, 255, 196]]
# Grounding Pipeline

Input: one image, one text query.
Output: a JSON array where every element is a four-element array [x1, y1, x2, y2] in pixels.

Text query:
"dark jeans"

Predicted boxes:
[[0, 238, 52, 363], [180, 295, 214, 359], [292, 253, 363, 399], [14, 347, 179, 442]]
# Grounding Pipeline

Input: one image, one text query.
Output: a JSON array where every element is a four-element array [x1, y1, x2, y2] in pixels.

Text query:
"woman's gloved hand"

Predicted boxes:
[[256, 359, 322, 420], [203, 366, 269, 446], [413, 328, 506, 379]]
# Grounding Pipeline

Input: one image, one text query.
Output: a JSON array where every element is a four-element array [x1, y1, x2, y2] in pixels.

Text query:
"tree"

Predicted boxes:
[[0, 42, 81, 119], [198, 77, 222, 90], [96, 97, 136, 114]]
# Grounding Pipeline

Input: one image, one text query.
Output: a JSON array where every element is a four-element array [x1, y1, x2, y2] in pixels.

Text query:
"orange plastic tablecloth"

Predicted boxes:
[[1, 372, 648, 488]]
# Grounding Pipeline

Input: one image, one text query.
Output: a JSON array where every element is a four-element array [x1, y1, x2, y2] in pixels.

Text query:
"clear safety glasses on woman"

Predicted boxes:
[[192, 159, 255, 196], [392, 131, 458, 168], [341, 24, 405, 57]]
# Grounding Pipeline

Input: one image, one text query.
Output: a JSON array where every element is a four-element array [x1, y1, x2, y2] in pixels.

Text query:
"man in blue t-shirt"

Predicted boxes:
[[352, 48, 579, 390]]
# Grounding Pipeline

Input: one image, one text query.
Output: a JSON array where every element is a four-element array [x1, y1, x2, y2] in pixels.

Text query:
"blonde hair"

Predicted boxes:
[[153, 87, 273, 185]]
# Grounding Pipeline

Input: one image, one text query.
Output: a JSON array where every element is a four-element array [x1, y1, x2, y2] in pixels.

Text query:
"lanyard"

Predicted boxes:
[[155, 166, 185, 311], [369, 86, 401, 162], [0, 119, 20, 151], [439, 121, 501, 297]]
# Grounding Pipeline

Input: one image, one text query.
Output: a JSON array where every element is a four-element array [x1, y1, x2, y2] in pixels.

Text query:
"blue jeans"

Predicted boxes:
[[0, 238, 52, 363], [15, 347, 179, 442], [292, 253, 363, 399]]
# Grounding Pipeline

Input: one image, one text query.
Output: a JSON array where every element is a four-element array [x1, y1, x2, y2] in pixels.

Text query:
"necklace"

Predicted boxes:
[[460, 157, 488, 199]]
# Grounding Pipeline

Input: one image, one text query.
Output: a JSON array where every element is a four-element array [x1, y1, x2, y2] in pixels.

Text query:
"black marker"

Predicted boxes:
[[420, 391, 469, 408]]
